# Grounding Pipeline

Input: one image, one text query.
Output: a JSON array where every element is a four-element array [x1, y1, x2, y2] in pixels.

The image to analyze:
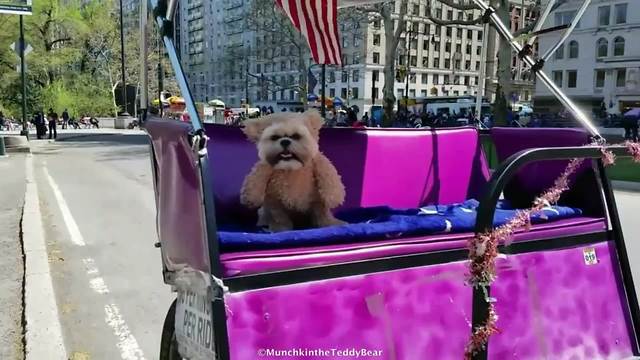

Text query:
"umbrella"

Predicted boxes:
[[624, 108, 640, 118], [209, 99, 225, 107], [307, 93, 319, 102], [333, 97, 344, 106]]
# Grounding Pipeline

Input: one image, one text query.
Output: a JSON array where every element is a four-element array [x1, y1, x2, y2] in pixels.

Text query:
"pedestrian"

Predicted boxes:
[[0, 111, 4, 131], [362, 112, 369, 126], [35, 112, 46, 139], [47, 108, 58, 140], [62, 108, 70, 129]]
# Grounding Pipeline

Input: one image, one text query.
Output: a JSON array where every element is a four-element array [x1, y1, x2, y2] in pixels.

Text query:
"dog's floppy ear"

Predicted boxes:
[[242, 118, 269, 142], [304, 109, 324, 134]]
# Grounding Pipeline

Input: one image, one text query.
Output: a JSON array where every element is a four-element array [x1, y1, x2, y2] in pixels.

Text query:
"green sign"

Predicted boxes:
[[0, 0, 32, 15]]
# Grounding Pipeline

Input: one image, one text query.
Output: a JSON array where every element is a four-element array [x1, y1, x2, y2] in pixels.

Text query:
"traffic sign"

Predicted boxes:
[[0, 0, 32, 15]]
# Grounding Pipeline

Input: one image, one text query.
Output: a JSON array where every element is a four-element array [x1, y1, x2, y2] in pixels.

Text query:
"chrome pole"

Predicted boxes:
[[541, 0, 591, 61], [470, 0, 600, 138]]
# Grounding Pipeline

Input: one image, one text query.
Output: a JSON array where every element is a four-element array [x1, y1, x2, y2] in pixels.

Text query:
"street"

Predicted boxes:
[[28, 132, 171, 360], [8, 130, 640, 360]]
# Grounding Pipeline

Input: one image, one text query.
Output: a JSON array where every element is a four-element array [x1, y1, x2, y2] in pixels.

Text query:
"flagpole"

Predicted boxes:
[[321, 64, 326, 118]]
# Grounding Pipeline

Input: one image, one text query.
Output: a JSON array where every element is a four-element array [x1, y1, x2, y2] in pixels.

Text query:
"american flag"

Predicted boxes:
[[275, 0, 343, 66]]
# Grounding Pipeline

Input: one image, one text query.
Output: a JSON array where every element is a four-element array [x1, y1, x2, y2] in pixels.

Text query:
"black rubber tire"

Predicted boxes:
[[159, 299, 183, 360]]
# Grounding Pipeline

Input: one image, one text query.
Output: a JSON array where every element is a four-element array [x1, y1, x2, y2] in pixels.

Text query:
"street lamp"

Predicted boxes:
[[118, 0, 129, 117]]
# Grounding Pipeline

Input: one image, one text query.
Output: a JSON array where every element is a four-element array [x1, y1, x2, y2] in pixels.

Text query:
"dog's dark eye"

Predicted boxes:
[[270, 135, 281, 141], [291, 133, 301, 140]]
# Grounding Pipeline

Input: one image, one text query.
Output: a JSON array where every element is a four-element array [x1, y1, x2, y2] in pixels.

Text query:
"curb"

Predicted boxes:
[[6, 146, 31, 154], [612, 180, 640, 192], [22, 154, 67, 360]]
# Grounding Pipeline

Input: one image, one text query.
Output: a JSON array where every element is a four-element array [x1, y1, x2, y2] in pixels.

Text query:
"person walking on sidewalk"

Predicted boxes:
[[61, 108, 70, 129], [47, 108, 58, 140]]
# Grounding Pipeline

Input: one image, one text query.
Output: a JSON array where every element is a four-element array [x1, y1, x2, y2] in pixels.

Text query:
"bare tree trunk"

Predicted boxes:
[[492, 0, 513, 126], [381, 1, 406, 127], [382, 5, 396, 127]]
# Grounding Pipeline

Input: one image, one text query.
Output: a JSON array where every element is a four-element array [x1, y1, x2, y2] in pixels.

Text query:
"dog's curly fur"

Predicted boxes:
[[240, 110, 346, 232]]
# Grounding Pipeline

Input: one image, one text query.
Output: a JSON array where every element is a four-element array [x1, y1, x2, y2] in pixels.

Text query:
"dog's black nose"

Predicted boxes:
[[280, 139, 291, 148]]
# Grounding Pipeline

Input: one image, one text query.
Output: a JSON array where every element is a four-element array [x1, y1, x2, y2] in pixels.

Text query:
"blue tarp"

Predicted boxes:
[[218, 200, 582, 251]]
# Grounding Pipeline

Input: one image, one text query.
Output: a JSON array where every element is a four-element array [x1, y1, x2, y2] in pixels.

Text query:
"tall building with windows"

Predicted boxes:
[[176, 0, 253, 104], [176, 0, 536, 110], [534, 0, 640, 114]]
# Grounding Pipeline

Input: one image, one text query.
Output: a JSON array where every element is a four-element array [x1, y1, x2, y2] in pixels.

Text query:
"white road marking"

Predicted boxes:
[[43, 166, 86, 246], [82, 258, 99, 275], [89, 277, 110, 294], [104, 304, 147, 360], [23, 154, 68, 360], [82, 257, 145, 359]]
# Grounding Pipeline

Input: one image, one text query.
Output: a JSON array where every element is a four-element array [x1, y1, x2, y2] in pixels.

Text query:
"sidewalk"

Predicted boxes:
[[0, 153, 26, 360]]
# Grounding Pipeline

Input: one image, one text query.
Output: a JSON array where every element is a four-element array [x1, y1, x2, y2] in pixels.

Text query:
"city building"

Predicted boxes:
[[534, 0, 640, 114], [176, 0, 253, 105], [176, 0, 537, 111]]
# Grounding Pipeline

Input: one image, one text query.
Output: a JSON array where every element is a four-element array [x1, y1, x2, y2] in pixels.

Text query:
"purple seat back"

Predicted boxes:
[[206, 125, 490, 223], [490, 127, 602, 212]]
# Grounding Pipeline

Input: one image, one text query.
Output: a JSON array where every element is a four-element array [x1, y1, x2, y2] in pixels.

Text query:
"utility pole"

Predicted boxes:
[[404, 27, 412, 107], [320, 64, 326, 118], [19, 15, 28, 138], [119, 0, 129, 116]]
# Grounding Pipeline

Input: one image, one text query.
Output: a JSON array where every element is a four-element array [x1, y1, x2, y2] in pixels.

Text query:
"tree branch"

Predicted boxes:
[[433, 0, 481, 11]]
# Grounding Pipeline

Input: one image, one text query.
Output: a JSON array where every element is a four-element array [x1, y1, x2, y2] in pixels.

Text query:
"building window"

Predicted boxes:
[[372, 52, 380, 64], [445, 59, 451, 68], [433, 58, 439, 68], [444, 74, 450, 84], [553, 71, 563, 87], [410, 74, 416, 83], [595, 69, 606, 88], [372, 70, 379, 82], [329, 88, 335, 97], [421, 73, 428, 84], [598, 6, 610, 26], [445, 42, 451, 52], [413, 4, 419, 15], [409, 89, 416, 98], [341, 71, 348, 83], [433, 74, 439, 84], [567, 70, 577, 88], [555, 45, 564, 60], [596, 38, 608, 58], [478, 30, 483, 41], [352, 88, 359, 99], [617, 68, 627, 87], [373, 34, 381, 46], [615, 3, 627, 24], [423, 39, 429, 50], [614, 37, 625, 56], [341, 88, 347, 99], [447, 10, 453, 20], [568, 41, 579, 58]]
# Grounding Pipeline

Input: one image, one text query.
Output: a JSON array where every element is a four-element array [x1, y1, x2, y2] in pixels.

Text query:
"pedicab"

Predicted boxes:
[[139, 0, 640, 359]]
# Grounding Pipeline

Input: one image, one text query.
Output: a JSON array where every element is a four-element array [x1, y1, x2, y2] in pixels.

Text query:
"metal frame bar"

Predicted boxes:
[[146, 1, 230, 359], [225, 231, 608, 292], [469, 0, 601, 140], [541, 0, 592, 61], [527, 0, 557, 45], [473, 146, 640, 359]]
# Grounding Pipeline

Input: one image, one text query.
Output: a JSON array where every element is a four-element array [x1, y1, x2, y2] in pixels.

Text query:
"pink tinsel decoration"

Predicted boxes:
[[626, 141, 640, 163], [600, 147, 616, 166], [464, 303, 499, 360], [465, 158, 584, 356]]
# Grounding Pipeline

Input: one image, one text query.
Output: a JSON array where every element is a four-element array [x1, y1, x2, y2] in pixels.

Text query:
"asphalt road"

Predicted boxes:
[[30, 132, 172, 360], [24, 130, 640, 359]]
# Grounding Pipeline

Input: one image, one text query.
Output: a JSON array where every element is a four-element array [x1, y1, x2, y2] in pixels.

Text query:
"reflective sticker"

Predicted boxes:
[[583, 247, 598, 265]]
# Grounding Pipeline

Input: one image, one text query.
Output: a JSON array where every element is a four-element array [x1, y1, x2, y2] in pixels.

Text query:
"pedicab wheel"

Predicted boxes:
[[160, 299, 183, 360]]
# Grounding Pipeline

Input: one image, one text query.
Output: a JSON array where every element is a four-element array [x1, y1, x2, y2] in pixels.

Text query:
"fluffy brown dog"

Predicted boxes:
[[240, 110, 346, 232]]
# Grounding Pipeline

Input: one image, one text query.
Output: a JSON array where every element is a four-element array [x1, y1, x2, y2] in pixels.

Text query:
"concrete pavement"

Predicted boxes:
[[0, 153, 26, 360]]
